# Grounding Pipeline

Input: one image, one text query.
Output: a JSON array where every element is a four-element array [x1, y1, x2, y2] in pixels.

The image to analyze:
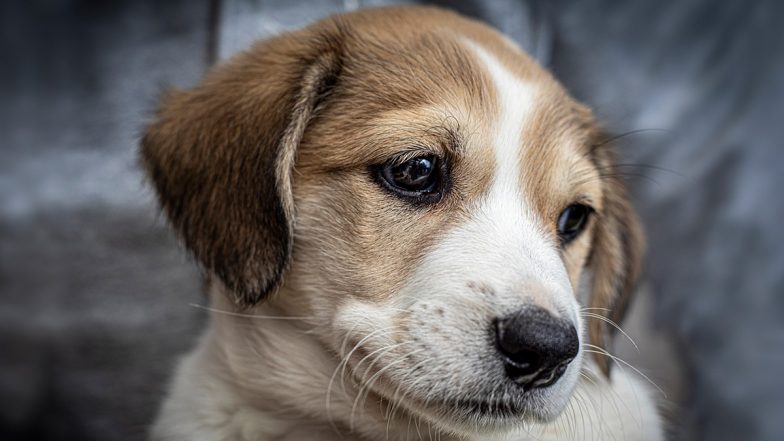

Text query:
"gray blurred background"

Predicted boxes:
[[2, 0, 783, 440]]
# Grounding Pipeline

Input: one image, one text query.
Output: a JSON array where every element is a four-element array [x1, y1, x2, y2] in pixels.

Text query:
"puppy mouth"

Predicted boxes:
[[423, 391, 562, 429], [347, 366, 524, 420], [343, 343, 571, 428], [345, 361, 566, 433], [386, 382, 537, 422], [345, 354, 560, 419], [437, 397, 526, 419]]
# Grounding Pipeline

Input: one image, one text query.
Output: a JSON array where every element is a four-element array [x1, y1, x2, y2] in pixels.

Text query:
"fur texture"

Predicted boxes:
[[142, 6, 660, 441]]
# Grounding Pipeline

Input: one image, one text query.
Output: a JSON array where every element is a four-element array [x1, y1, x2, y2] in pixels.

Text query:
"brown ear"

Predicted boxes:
[[140, 28, 343, 307], [586, 143, 646, 377]]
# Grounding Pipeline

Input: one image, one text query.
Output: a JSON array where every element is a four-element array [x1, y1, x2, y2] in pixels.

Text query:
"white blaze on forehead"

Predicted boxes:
[[467, 41, 535, 199], [470, 42, 570, 289], [444, 39, 575, 314]]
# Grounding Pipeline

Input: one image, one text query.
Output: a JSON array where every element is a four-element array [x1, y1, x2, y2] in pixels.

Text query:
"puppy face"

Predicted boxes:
[[290, 34, 602, 432], [142, 6, 643, 436]]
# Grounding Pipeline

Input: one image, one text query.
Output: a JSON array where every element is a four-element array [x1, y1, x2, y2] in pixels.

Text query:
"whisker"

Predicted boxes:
[[573, 171, 662, 188], [604, 163, 684, 178], [590, 128, 671, 152], [581, 307, 611, 312], [350, 349, 426, 430], [326, 326, 394, 431], [580, 312, 639, 352], [581, 344, 667, 398], [189, 303, 315, 320]]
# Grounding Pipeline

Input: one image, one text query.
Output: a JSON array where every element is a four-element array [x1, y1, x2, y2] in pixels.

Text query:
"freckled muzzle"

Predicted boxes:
[[494, 306, 579, 390]]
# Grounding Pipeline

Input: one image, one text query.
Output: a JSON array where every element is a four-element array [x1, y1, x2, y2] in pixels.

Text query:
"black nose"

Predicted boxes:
[[495, 306, 579, 389]]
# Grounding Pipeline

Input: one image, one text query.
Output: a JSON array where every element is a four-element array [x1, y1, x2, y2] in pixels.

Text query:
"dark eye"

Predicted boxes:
[[377, 155, 443, 202], [557, 204, 593, 245]]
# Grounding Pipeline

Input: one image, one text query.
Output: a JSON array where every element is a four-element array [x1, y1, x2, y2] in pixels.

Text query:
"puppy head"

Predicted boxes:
[[141, 6, 643, 435]]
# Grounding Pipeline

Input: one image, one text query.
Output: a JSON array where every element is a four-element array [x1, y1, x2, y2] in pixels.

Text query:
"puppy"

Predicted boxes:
[[141, 6, 663, 441]]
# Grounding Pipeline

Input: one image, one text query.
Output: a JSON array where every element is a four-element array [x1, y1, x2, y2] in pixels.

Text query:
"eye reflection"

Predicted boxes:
[[376, 154, 445, 204]]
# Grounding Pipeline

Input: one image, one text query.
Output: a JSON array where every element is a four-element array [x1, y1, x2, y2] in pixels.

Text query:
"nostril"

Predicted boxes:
[[502, 348, 540, 371], [502, 349, 542, 381]]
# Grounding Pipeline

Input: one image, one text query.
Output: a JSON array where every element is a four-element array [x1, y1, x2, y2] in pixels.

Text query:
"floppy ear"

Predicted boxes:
[[140, 29, 343, 307], [586, 143, 646, 377]]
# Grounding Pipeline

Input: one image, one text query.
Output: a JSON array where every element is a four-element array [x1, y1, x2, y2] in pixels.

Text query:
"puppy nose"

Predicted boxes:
[[495, 306, 579, 389]]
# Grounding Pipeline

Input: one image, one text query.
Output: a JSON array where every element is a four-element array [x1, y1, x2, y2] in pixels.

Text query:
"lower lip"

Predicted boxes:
[[445, 398, 525, 418]]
